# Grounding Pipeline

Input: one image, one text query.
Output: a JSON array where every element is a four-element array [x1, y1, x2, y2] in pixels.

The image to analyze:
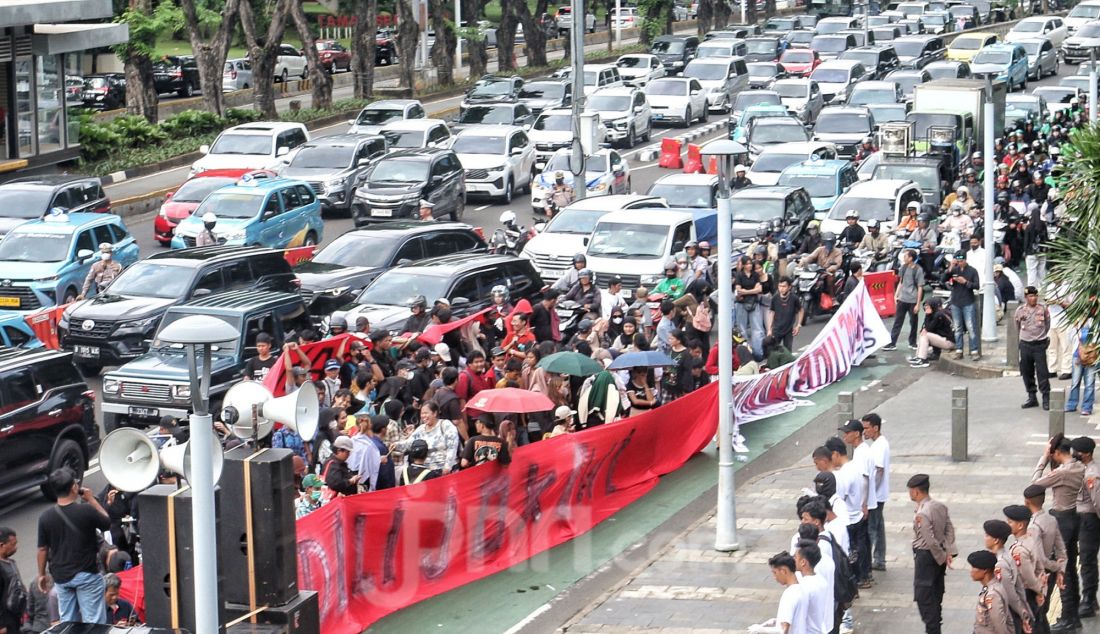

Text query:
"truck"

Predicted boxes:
[[910, 78, 1006, 160]]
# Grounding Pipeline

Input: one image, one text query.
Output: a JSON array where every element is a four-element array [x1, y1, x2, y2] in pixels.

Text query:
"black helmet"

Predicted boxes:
[[997, 191, 1010, 203], [822, 231, 837, 243], [572, 253, 587, 265], [918, 213, 932, 223], [408, 294, 428, 309], [330, 315, 348, 330]]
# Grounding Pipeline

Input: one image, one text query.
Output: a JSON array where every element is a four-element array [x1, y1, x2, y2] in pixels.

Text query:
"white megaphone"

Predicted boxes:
[[99, 428, 225, 491], [159, 435, 224, 485], [220, 380, 319, 442]]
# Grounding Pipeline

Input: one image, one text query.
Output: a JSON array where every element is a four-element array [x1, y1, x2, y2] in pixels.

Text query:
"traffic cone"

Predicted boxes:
[[706, 155, 719, 175], [683, 143, 703, 173], [658, 137, 683, 169]]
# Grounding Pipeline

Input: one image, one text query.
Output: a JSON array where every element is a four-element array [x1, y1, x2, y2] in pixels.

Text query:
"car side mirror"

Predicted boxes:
[[347, 119, 357, 126], [583, 236, 590, 246], [534, 221, 547, 233], [165, 191, 174, 200], [432, 175, 444, 186], [452, 297, 471, 307], [77, 249, 94, 262], [396, 258, 413, 265], [358, 157, 372, 166], [192, 288, 212, 298], [511, 146, 524, 155], [276, 146, 289, 157], [199, 144, 210, 155]]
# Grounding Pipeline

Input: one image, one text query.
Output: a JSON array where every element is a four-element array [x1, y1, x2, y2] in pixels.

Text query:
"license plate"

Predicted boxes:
[[654, 113, 664, 119], [371, 208, 393, 217], [0, 296, 19, 307], [74, 345, 100, 359], [129, 406, 159, 418]]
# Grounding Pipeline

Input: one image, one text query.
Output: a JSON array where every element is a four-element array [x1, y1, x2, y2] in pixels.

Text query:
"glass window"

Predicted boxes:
[[295, 184, 315, 204], [50, 189, 71, 210], [194, 269, 223, 294], [243, 314, 275, 348], [281, 187, 303, 210], [0, 367, 37, 411], [34, 359, 79, 390], [393, 238, 423, 261], [37, 55, 63, 154], [4, 326, 30, 349], [223, 260, 253, 289], [108, 224, 129, 243], [92, 225, 114, 248], [263, 194, 282, 216], [15, 57, 34, 157], [75, 230, 95, 255], [64, 53, 82, 148]]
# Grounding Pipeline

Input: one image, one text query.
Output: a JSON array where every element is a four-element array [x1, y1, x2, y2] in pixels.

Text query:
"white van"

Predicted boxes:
[[585, 208, 700, 296], [682, 57, 750, 112], [695, 38, 749, 59], [581, 63, 625, 96]]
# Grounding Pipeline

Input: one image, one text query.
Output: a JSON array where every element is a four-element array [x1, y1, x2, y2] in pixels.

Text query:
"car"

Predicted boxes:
[[274, 44, 308, 83], [872, 155, 951, 208], [647, 174, 721, 218], [463, 75, 524, 105], [696, 38, 749, 59], [816, 17, 861, 35], [727, 185, 817, 242], [315, 40, 351, 72], [100, 291, 312, 430], [812, 106, 875, 158], [529, 107, 608, 169], [948, 4, 980, 30], [1067, 1, 1100, 33], [969, 43, 1028, 90], [352, 147, 466, 225], [786, 30, 817, 49], [0, 212, 140, 310], [810, 59, 870, 104], [746, 141, 839, 186], [763, 16, 802, 33], [946, 31, 999, 62], [650, 35, 701, 74], [295, 222, 487, 314], [683, 57, 749, 113], [740, 117, 811, 158], [777, 158, 860, 216], [893, 34, 947, 67], [867, 101, 912, 128], [1018, 38, 1060, 80], [451, 126, 535, 203], [0, 176, 110, 238], [772, 78, 824, 123], [81, 73, 125, 110], [732, 89, 783, 121], [780, 48, 823, 76], [1036, 86, 1081, 113], [1077, 60, 1100, 75], [925, 59, 971, 79], [885, 68, 931, 99], [530, 148, 632, 211], [555, 5, 596, 34], [872, 26, 903, 42], [793, 14, 818, 29], [279, 135, 388, 214], [379, 118, 453, 152], [171, 176, 323, 249], [727, 103, 793, 141], [1060, 75, 1091, 94], [822, 179, 923, 234], [847, 79, 903, 106], [920, 11, 955, 34], [191, 122, 310, 176], [812, 34, 858, 60], [611, 7, 640, 30], [1006, 16, 1068, 47], [59, 246, 297, 373], [454, 103, 535, 128], [645, 77, 709, 127], [517, 79, 573, 115], [152, 55, 200, 97], [839, 30, 876, 48], [586, 86, 652, 148], [0, 348, 98, 499], [745, 36, 786, 62], [64, 75, 83, 105], [0, 312, 40, 348], [866, 15, 896, 28], [898, 17, 925, 35], [222, 58, 253, 92], [897, 1, 928, 17], [347, 100, 426, 135], [1062, 21, 1100, 65], [705, 28, 754, 41], [747, 62, 787, 89], [615, 54, 666, 87], [1005, 93, 1047, 127], [838, 45, 901, 79], [581, 63, 625, 96], [154, 169, 271, 245], [335, 253, 544, 333]]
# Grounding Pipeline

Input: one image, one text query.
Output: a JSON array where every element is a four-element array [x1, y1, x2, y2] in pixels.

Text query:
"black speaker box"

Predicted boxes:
[[136, 484, 224, 634], [224, 591, 319, 634], [218, 445, 299, 606]]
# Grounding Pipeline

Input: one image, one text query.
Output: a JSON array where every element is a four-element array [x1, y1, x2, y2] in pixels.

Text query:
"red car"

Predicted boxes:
[[154, 169, 267, 245], [780, 49, 822, 76], [315, 40, 351, 73]]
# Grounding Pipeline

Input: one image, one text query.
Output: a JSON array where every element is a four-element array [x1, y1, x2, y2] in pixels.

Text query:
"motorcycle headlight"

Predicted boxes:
[[172, 384, 191, 399], [102, 378, 120, 394]]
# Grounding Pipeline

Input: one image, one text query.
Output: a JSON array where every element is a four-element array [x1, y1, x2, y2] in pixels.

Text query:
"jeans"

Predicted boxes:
[[56, 570, 106, 624], [950, 302, 979, 354], [1066, 360, 1097, 413], [847, 517, 872, 582], [734, 302, 764, 359], [868, 504, 887, 568]]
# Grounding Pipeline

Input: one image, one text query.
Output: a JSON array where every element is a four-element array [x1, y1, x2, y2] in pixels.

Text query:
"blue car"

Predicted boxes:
[[728, 104, 796, 141], [170, 175, 324, 249], [0, 312, 41, 347], [969, 43, 1029, 91], [0, 212, 140, 310], [777, 159, 860, 218]]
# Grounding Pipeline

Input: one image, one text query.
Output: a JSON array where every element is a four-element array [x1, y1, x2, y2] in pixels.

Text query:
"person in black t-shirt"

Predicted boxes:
[[626, 366, 656, 415], [766, 277, 803, 351], [461, 415, 512, 468], [36, 468, 110, 624], [243, 332, 277, 382], [399, 440, 443, 485], [0, 526, 25, 634]]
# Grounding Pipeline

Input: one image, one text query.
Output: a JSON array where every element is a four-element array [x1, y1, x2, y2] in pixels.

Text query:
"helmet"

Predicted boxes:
[[499, 210, 517, 225], [822, 231, 837, 243], [578, 268, 593, 279], [408, 294, 428, 309], [868, 219, 880, 230], [329, 315, 348, 330], [845, 209, 859, 219], [862, 136, 873, 145], [756, 221, 769, 238], [572, 253, 587, 265], [1012, 179, 1021, 188], [685, 240, 698, 249], [698, 240, 711, 249], [1033, 140, 1043, 149], [754, 245, 768, 256], [973, 151, 983, 160], [906, 201, 920, 211], [491, 284, 508, 298], [735, 164, 747, 173], [950, 202, 964, 215], [1032, 171, 1044, 181], [768, 217, 784, 233], [201, 212, 217, 224], [964, 167, 976, 176], [664, 261, 679, 272], [997, 191, 1010, 203], [956, 186, 968, 195]]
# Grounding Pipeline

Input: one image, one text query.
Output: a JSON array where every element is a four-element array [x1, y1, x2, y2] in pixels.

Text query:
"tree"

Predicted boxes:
[[428, 0, 456, 85], [459, 0, 489, 78], [239, 0, 292, 119], [764, 0, 777, 18], [514, 0, 550, 67], [350, 0, 378, 99], [179, 0, 242, 115], [395, 0, 420, 90], [290, 0, 333, 109], [497, 0, 517, 71], [696, 0, 714, 35], [636, 0, 672, 45], [113, 0, 181, 123]]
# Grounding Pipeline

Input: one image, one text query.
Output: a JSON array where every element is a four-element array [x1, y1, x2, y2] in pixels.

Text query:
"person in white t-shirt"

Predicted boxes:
[[827, 435, 873, 589], [750, 552, 809, 634], [810, 461, 851, 553], [795, 539, 833, 634], [861, 413, 891, 572]]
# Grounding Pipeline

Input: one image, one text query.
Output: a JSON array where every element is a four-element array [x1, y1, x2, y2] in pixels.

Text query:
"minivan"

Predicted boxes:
[[893, 34, 946, 68], [695, 38, 749, 59], [352, 147, 466, 225], [582, 63, 625, 95], [682, 57, 749, 112], [650, 35, 701, 73]]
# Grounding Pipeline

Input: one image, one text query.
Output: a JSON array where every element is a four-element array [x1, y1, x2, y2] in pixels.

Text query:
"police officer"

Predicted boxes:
[[418, 199, 436, 221], [731, 164, 753, 190], [78, 243, 122, 300], [1033, 435, 1086, 632], [548, 171, 574, 216], [1015, 286, 1052, 410], [909, 473, 957, 634], [1024, 483, 1068, 628], [1073, 436, 1100, 618], [196, 212, 219, 246], [983, 519, 1033, 633], [971, 549, 1015, 634], [1004, 505, 1048, 634]]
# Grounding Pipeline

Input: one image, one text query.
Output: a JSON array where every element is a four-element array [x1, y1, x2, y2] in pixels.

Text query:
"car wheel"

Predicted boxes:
[[682, 107, 692, 128], [179, 81, 194, 98], [642, 124, 651, 142], [303, 231, 318, 247], [280, 68, 289, 84], [40, 439, 86, 500], [62, 287, 78, 305], [523, 169, 534, 193], [627, 125, 636, 148], [76, 362, 102, 378], [501, 177, 513, 203], [451, 196, 465, 222], [700, 107, 708, 124]]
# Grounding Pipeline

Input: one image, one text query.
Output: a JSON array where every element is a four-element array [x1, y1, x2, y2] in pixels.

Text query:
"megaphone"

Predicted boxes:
[[100, 428, 225, 491], [221, 380, 319, 442]]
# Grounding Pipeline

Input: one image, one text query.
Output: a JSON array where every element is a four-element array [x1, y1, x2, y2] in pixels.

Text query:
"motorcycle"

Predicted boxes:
[[791, 262, 840, 324], [555, 299, 588, 341], [489, 211, 534, 255]]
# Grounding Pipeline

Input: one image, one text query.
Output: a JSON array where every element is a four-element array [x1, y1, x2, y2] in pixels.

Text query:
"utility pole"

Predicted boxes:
[[570, 0, 587, 200], [981, 77, 997, 344], [455, 0, 462, 73]]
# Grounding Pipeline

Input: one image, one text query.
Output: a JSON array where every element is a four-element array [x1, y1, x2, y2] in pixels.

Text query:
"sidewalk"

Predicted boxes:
[[557, 370, 1097, 634]]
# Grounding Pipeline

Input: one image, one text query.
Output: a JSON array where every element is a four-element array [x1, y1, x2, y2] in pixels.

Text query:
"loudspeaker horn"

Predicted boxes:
[[221, 380, 319, 442], [160, 434, 224, 485], [100, 428, 161, 492], [263, 385, 319, 442]]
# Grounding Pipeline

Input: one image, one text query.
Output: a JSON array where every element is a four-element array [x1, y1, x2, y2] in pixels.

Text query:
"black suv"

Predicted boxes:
[[81, 73, 126, 110], [296, 221, 487, 314], [650, 35, 700, 74], [0, 348, 98, 499], [0, 175, 110, 237], [839, 45, 900, 79], [59, 246, 298, 375], [351, 148, 466, 225], [153, 55, 201, 97], [337, 253, 544, 332], [100, 291, 311, 431]]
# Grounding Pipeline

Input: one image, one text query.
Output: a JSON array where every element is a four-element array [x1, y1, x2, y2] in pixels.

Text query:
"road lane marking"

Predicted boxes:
[[476, 204, 490, 211]]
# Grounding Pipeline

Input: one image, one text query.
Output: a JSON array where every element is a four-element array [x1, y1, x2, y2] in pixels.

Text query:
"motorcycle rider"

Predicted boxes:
[[731, 164, 753, 190], [941, 185, 976, 214], [798, 220, 823, 255], [857, 219, 890, 262], [855, 136, 877, 162], [1027, 171, 1050, 206], [196, 212, 219, 246], [839, 209, 866, 247], [909, 213, 940, 274], [484, 285, 514, 346], [547, 171, 575, 217], [896, 201, 920, 235], [402, 295, 431, 334], [653, 261, 687, 299], [767, 217, 793, 258], [553, 253, 588, 292], [563, 268, 602, 317], [941, 202, 975, 240], [800, 231, 843, 276]]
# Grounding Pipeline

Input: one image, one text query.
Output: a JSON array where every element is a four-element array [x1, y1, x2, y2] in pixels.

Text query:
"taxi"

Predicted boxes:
[[777, 158, 859, 218], [170, 174, 324, 249], [0, 211, 140, 309]]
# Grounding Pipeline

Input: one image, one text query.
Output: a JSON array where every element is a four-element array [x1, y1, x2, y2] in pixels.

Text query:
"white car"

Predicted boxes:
[[772, 78, 824, 123], [647, 173, 719, 209], [611, 7, 639, 29], [556, 7, 596, 34], [581, 63, 625, 96], [191, 122, 310, 175], [530, 148, 631, 211], [645, 77, 709, 127], [222, 58, 253, 92], [1006, 16, 1068, 47], [451, 126, 535, 203], [683, 57, 750, 112], [1062, 21, 1100, 65], [347, 99, 426, 135], [586, 86, 652, 148], [528, 108, 608, 170], [1065, 0, 1100, 33], [379, 119, 452, 151], [747, 141, 838, 185], [274, 44, 308, 83], [821, 178, 924, 235], [616, 54, 667, 87]]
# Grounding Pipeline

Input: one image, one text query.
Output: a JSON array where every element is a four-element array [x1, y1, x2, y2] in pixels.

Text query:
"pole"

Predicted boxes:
[[615, 0, 622, 48], [741, 0, 747, 24], [1091, 50, 1098, 123], [418, 0, 429, 69], [715, 165, 739, 552], [186, 344, 219, 634], [981, 79, 997, 343], [455, 0, 462, 72], [570, 0, 587, 201]]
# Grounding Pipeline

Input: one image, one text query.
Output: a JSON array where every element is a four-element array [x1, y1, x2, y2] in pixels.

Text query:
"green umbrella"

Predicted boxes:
[[538, 351, 603, 377]]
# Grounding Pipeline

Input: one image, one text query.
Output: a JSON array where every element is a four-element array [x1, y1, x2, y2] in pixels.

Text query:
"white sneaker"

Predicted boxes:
[[840, 610, 854, 633]]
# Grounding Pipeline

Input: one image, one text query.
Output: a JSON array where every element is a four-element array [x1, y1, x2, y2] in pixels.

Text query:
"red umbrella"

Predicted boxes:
[[464, 388, 554, 413]]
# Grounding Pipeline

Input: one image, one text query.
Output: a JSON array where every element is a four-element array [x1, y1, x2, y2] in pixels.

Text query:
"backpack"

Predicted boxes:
[[1080, 342, 1099, 368], [820, 533, 858, 609], [0, 558, 27, 617]]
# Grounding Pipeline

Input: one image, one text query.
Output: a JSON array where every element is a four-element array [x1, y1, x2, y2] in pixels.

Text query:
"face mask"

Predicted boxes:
[[612, 317, 623, 324], [310, 490, 322, 502], [100, 253, 111, 261], [204, 222, 216, 231]]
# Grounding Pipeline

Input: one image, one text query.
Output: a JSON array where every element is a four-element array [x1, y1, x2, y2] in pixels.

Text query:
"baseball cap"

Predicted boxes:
[[409, 438, 430, 460], [324, 359, 341, 371], [434, 342, 452, 362], [993, 263, 1004, 272], [838, 420, 863, 434], [302, 474, 323, 488], [333, 436, 354, 451], [490, 346, 505, 358], [555, 405, 576, 421]]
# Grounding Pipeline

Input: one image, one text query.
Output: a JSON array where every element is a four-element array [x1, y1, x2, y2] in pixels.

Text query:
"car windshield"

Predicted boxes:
[[749, 64, 779, 78], [927, 64, 959, 79], [1063, 77, 1089, 90], [810, 68, 850, 83], [316, 42, 340, 51], [195, 192, 263, 219], [381, 129, 425, 148], [841, 51, 878, 67], [949, 6, 974, 16], [587, 95, 632, 112], [652, 39, 686, 54], [209, 133, 272, 156], [356, 107, 404, 125], [850, 87, 897, 104], [583, 71, 600, 85], [752, 152, 805, 173], [1013, 20, 1044, 32], [813, 37, 849, 52], [868, 104, 908, 123], [892, 40, 925, 56], [1006, 97, 1039, 114], [104, 262, 192, 298], [1069, 5, 1100, 18], [684, 63, 729, 80], [774, 82, 808, 98], [752, 123, 809, 143], [873, 28, 898, 40], [471, 80, 514, 96], [648, 183, 713, 207], [588, 222, 669, 258], [0, 233, 69, 262], [789, 31, 815, 44], [545, 208, 607, 234], [0, 189, 51, 217], [534, 113, 572, 131], [369, 160, 430, 183], [924, 14, 946, 24], [815, 111, 872, 133], [875, 164, 939, 190], [314, 233, 394, 268], [973, 50, 1011, 65], [519, 82, 564, 99], [646, 80, 687, 96], [84, 77, 109, 89], [290, 145, 355, 169], [546, 152, 608, 172], [172, 177, 236, 203], [1019, 41, 1045, 55], [697, 45, 734, 57], [1035, 88, 1074, 103], [735, 92, 782, 110], [828, 195, 894, 221], [891, 74, 923, 93], [452, 134, 507, 154], [778, 173, 837, 197], [617, 56, 648, 68], [747, 39, 778, 53], [951, 37, 986, 51], [730, 197, 786, 221], [458, 105, 516, 124], [907, 112, 958, 138], [357, 271, 451, 306], [783, 50, 815, 63], [1078, 23, 1100, 37]]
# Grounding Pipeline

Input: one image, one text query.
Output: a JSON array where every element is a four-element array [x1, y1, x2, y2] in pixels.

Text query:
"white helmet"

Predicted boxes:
[[499, 210, 517, 225], [202, 212, 217, 224]]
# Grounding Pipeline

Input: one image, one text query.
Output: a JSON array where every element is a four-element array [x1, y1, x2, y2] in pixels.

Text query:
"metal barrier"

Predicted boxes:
[[952, 386, 968, 461]]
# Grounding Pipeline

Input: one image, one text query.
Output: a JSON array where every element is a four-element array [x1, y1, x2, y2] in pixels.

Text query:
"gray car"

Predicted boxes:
[[281, 134, 388, 214], [1019, 38, 1059, 80]]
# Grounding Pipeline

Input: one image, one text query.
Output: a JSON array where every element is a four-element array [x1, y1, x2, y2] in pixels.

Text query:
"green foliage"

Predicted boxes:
[[160, 109, 226, 137], [77, 120, 124, 162], [86, 133, 219, 176], [225, 108, 263, 126], [110, 114, 169, 146], [114, 0, 185, 61]]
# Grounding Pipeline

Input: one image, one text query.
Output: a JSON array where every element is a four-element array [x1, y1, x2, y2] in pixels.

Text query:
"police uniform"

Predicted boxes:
[[972, 550, 1016, 634], [81, 243, 122, 296], [1025, 484, 1069, 630], [1032, 451, 1086, 627], [986, 520, 1033, 634], [910, 474, 957, 634], [1073, 436, 1100, 617]]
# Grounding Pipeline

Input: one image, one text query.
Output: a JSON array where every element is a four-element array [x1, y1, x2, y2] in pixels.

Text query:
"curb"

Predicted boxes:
[[934, 355, 1018, 379]]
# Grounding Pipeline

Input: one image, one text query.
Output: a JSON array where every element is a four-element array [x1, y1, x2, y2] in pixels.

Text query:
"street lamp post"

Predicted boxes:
[[1091, 50, 1098, 123], [570, 0, 587, 201], [455, 0, 462, 72], [701, 139, 743, 553], [981, 78, 997, 343], [157, 315, 241, 634]]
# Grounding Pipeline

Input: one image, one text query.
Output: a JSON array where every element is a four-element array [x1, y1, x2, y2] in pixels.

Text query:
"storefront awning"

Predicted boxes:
[[32, 22, 128, 55], [0, 0, 113, 28]]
